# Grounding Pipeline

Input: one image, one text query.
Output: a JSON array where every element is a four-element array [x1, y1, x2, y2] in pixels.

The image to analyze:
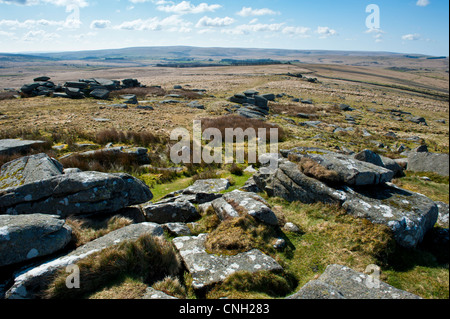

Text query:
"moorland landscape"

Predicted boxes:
[[0, 45, 448, 301]]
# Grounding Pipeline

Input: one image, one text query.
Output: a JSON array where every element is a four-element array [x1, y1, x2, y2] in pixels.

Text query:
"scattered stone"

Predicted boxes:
[[283, 222, 301, 234], [435, 201, 449, 228], [211, 190, 278, 226], [162, 223, 192, 236], [172, 234, 283, 290], [89, 88, 110, 100]]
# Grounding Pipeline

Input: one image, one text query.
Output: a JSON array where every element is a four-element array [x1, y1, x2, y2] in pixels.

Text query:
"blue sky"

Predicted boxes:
[[0, 0, 448, 55]]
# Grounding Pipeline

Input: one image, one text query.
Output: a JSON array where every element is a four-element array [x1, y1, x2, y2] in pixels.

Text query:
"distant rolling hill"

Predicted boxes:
[[1, 46, 425, 61]]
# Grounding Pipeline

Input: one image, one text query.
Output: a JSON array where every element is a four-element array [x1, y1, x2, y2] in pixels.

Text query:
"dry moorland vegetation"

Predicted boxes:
[[0, 60, 448, 299]]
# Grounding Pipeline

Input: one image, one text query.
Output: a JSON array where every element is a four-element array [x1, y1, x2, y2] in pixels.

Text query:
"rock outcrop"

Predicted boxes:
[[0, 171, 153, 218], [253, 148, 438, 248]]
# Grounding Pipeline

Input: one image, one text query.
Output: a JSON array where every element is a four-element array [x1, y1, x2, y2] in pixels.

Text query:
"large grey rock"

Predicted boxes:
[[253, 160, 347, 205], [5, 222, 163, 299], [142, 200, 200, 224], [0, 153, 63, 189], [0, 139, 47, 156], [0, 214, 72, 267], [172, 234, 283, 289], [407, 152, 449, 176], [288, 264, 420, 299], [0, 171, 153, 218], [341, 183, 438, 248], [211, 190, 278, 226], [286, 148, 394, 186], [254, 159, 438, 248]]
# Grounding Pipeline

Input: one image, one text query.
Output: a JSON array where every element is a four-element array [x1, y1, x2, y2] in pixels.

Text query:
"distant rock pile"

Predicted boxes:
[[20, 76, 144, 100], [228, 89, 273, 120]]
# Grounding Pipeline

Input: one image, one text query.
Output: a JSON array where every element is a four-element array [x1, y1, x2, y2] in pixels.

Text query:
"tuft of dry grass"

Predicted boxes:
[[296, 157, 341, 184], [109, 86, 166, 99], [66, 215, 133, 247], [43, 234, 182, 299], [94, 128, 165, 147], [204, 215, 278, 256]]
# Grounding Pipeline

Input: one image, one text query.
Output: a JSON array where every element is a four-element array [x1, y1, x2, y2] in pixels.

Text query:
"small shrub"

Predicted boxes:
[[229, 163, 244, 176]]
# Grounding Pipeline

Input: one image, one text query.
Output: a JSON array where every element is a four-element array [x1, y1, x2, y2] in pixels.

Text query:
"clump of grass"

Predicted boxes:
[[168, 89, 204, 100], [152, 276, 187, 299], [109, 87, 166, 99], [43, 234, 182, 299], [88, 276, 148, 299], [0, 91, 17, 101], [66, 215, 133, 247], [229, 163, 244, 176], [207, 270, 297, 299], [288, 155, 341, 185], [204, 215, 278, 256], [94, 128, 164, 147], [59, 151, 141, 173]]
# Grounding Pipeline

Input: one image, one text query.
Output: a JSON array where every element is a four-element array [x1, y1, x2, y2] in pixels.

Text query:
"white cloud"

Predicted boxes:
[[416, 0, 430, 7], [0, 18, 81, 29], [196, 16, 234, 28], [402, 33, 421, 40], [282, 26, 310, 36], [0, 0, 88, 8], [114, 15, 192, 32], [237, 7, 280, 17], [156, 1, 221, 15], [316, 26, 338, 38], [222, 23, 285, 35], [90, 20, 111, 29], [22, 29, 60, 41]]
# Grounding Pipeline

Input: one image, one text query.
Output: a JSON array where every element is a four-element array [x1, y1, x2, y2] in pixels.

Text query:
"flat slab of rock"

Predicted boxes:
[[183, 179, 231, 195], [0, 153, 63, 189], [173, 234, 283, 290], [142, 200, 200, 224], [0, 171, 153, 218], [0, 214, 72, 267], [0, 139, 47, 156], [211, 190, 278, 226], [164, 179, 230, 204], [6, 222, 163, 299], [407, 152, 449, 176], [288, 264, 420, 299], [142, 287, 178, 299]]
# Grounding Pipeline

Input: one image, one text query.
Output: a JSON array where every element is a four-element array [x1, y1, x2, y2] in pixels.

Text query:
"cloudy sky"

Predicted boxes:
[[0, 0, 448, 55]]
